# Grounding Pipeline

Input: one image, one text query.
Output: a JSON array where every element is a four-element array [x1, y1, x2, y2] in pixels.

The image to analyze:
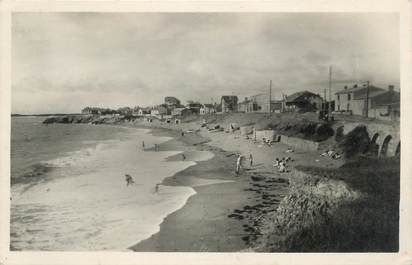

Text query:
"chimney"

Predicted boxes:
[[388, 85, 394, 91]]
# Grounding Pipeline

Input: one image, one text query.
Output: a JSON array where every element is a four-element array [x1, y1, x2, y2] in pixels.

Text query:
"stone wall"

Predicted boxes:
[[279, 135, 319, 152], [240, 126, 254, 135], [254, 129, 276, 141], [342, 122, 400, 157]]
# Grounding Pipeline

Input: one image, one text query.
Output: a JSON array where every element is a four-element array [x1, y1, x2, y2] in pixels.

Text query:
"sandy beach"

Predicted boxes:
[[126, 120, 344, 251]]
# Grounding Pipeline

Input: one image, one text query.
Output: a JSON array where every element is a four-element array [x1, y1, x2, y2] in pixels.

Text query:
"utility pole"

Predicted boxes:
[[269, 80, 272, 115], [328, 66, 332, 120], [324, 88, 327, 111], [365, 81, 370, 117], [280, 93, 284, 113]]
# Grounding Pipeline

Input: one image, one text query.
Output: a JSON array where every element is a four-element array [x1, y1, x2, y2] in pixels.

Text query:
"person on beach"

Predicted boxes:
[[249, 154, 253, 167], [142, 141, 145, 151], [125, 174, 134, 186], [278, 161, 286, 173], [154, 144, 158, 151], [235, 154, 243, 176], [182, 154, 186, 161], [273, 158, 280, 167], [155, 183, 160, 193]]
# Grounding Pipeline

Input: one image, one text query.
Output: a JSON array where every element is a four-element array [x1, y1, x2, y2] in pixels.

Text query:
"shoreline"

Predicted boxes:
[[30, 116, 400, 251], [130, 127, 251, 251], [124, 122, 340, 251]]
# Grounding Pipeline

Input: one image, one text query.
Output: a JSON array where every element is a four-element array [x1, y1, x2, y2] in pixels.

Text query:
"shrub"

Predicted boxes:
[[339, 126, 370, 158], [335, 126, 344, 142]]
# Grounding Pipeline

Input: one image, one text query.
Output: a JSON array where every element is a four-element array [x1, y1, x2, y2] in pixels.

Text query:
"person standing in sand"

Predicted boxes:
[[155, 183, 160, 193], [249, 154, 253, 167], [236, 154, 243, 176], [142, 141, 145, 151]]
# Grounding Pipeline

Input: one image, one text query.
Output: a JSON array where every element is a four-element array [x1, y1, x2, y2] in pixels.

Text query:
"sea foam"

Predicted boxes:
[[11, 126, 202, 251]]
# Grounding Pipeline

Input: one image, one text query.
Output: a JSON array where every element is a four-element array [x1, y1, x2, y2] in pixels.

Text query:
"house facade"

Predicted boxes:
[[285, 91, 323, 112], [221, 96, 238, 113], [238, 95, 283, 113], [334, 84, 400, 120], [138, 108, 151, 116], [238, 98, 256, 113], [200, 104, 215, 115], [186, 102, 202, 114], [334, 84, 384, 115], [367, 86, 400, 121]]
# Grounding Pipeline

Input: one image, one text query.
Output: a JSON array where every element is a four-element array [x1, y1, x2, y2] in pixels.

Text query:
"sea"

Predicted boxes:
[[10, 117, 207, 251]]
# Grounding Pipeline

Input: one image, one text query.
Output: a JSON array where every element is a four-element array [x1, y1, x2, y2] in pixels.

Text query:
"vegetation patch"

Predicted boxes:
[[339, 125, 370, 157]]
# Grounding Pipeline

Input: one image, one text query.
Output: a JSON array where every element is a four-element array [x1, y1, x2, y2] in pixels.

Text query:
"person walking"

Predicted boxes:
[[125, 174, 134, 186], [249, 153, 253, 167]]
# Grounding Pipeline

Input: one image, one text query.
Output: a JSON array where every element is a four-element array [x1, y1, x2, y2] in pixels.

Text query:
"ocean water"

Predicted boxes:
[[10, 117, 208, 251]]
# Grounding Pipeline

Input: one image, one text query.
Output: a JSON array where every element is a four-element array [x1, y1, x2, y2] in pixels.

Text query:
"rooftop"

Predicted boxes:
[[286, 90, 320, 102], [335, 85, 384, 95]]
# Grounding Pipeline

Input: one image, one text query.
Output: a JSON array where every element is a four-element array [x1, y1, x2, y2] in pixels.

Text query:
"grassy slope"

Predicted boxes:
[[192, 112, 335, 142]]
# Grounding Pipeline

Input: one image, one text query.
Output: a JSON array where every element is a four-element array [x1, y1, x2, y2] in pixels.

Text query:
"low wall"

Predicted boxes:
[[240, 126, 254, 135], [279, 135, 319, 152], [254, 129, 276, 141]]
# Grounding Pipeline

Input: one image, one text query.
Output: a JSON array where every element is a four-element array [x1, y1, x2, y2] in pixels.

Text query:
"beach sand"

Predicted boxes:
[[127, 122, 344, 252]]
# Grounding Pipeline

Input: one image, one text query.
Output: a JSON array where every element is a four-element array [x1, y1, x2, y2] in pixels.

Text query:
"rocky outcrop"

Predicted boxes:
[[42, 114, 130, 125]]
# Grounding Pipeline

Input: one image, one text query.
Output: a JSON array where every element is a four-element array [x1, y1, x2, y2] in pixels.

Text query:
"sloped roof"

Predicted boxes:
[[335, 85, 384, 95], [202, 104, 214, 108], [286, 91, 320, 102], [354, 90, 388, 100]]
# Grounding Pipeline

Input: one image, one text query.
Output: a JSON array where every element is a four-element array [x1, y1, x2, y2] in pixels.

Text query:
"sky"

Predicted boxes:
[[12, 13, 400, 114]]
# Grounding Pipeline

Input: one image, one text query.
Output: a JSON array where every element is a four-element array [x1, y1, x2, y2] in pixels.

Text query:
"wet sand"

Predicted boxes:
[[127, 123, 343, 252]]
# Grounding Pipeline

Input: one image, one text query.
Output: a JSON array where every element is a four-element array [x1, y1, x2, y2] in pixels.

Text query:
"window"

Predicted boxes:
[[348, 93, 351, 100], [347, 103, 350, 111], [338, 105, 340, 111], [337, 94, 340, 101]]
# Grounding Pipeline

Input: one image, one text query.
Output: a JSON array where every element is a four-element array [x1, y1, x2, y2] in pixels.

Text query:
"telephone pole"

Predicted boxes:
[[365, 81, 370, 117], [269, 80, 272, 115], [324, 88, 327, 110], [328, 66, 332, 120]]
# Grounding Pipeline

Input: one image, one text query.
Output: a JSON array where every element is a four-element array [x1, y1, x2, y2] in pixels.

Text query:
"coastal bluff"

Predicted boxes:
[[42, 114, 125, 125]]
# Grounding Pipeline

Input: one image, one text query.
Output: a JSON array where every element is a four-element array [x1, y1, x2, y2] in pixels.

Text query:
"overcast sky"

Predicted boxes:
[[12, 13, 399, 114]]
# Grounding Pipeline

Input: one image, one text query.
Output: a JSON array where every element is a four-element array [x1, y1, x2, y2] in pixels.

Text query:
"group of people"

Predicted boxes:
[[124, 174, 162, 193], [320, 149, 342, 159], [235, 153, 253, 176], [273, 156, 292, 173], [140, 141, 159, 152]]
